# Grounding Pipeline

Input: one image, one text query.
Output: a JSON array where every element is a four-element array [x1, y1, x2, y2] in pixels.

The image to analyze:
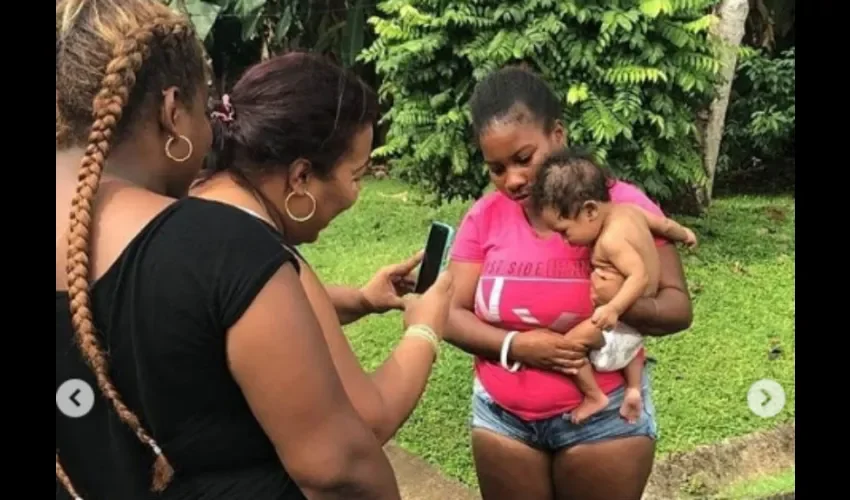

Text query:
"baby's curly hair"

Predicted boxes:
[[529, 147, 616, 218], [56, 0, 207, 497]]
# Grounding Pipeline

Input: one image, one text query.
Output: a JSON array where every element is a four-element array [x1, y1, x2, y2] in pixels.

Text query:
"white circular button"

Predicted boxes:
[[56, 378, 95, 418]]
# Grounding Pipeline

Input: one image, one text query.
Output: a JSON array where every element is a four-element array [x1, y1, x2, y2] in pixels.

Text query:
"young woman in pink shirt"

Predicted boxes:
[[445, 66, 693, 500]]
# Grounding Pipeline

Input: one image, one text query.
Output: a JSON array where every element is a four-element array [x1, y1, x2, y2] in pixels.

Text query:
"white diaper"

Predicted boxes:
[[589, 322, 644, 372]]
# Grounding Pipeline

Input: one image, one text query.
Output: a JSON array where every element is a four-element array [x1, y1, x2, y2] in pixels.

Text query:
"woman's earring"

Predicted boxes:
[[165, 135, 194, 162], [284, 191, 317, 222]]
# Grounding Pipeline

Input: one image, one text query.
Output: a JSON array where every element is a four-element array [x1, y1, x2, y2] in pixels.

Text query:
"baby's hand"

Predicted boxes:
[[683, 228, 698, 248], [591, 305, 619, 331]]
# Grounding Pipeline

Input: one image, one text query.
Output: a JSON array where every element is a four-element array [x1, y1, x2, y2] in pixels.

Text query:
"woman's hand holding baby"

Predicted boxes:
[[509, 329, 593, 375]]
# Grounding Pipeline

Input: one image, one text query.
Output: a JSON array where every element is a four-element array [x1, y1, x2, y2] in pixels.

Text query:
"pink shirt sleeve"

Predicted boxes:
[[450, 202, 486, 262], [609, 181, 668, 247]]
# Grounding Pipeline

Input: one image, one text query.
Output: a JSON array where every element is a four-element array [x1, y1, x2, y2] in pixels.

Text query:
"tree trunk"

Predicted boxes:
[[697, 0, 750, 209]]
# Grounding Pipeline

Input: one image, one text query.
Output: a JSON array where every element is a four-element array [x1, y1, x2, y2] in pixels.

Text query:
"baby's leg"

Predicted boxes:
[[619, 357, 643, 424], [570, 363, 609, 425]]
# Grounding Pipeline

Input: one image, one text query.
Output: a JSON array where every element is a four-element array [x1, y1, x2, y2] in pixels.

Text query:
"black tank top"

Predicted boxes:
[[56, 197, 305, 499]]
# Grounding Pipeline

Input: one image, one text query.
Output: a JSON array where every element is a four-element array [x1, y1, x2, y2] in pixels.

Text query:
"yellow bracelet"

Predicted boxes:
[[404, 324, 440, 360]]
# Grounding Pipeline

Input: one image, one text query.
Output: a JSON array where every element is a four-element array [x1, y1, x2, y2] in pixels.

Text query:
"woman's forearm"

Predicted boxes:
[[443, 306, 508, 361], [368, 335, 439, 442], [323, 322, 439, 445], [619, 243, 693, 336], [326, 286, 373, 325], [327, 291, 442, 440], [298, 264, 434, 445], [621, 289, 692, 336]]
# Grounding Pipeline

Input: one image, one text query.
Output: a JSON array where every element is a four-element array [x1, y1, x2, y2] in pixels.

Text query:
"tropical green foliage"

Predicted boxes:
[[713, 0, 794, 197], [720, 45, 794, 173], [165, 0, 375, 90], [743, 0, 795, 52], [361, 0, 724, 203]]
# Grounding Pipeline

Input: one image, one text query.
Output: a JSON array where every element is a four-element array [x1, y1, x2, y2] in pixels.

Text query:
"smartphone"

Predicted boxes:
[[414, 221, 455, 294]]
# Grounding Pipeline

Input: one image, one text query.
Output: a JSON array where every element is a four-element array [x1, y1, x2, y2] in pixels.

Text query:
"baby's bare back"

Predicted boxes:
[[591, 204, 661, 297]]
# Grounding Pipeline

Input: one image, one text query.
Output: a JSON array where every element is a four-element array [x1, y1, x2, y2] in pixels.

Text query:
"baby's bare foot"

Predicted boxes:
[[620, 387, 643, 424], [570, 393, 609, 425]]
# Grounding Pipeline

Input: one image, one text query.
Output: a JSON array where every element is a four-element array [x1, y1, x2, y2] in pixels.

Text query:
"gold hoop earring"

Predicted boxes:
[[284, 191, 317, 222], [165, 135, 193, 163]]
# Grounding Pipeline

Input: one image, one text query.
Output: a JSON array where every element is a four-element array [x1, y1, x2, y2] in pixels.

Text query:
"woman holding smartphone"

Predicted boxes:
[[56, 2, 451, 498]]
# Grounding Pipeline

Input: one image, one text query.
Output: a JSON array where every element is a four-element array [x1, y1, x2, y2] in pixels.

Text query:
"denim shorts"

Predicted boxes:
[[470, 367, 658, 451]]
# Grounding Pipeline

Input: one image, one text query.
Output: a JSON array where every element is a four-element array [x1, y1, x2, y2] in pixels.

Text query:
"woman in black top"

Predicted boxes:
[[190, 51, 461, 449], [56, 1, 452, 499]]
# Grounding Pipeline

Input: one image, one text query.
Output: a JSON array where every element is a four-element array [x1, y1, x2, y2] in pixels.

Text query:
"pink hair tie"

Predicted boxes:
[[210, 94, 235, 123]]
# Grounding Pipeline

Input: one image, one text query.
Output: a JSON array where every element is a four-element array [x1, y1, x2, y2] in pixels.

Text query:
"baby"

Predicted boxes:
[[528, 147, 697, 424]]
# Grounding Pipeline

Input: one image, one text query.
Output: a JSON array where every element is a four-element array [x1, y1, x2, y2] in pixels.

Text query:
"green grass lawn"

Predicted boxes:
[[299, 179, 796, 488], [716, 467, 795, 499]]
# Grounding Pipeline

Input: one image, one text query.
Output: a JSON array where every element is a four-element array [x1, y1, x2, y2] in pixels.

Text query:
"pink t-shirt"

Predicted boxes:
[[450, 181, 667, 420]]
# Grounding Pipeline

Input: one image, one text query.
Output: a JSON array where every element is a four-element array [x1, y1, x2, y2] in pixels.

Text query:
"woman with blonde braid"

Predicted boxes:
[[57, 1, 213, 496], [56, 1, 452, 499]]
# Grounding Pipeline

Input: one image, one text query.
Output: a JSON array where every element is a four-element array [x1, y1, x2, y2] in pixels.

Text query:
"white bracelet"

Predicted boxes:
[[500, 331, 522, 372], [404, 324, 440, 360]]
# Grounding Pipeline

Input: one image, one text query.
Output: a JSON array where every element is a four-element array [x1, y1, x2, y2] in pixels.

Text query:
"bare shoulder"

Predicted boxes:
[[595, 224, 630, 256], [89, 181, 176, 279], [97, 180, 175, 216], [605, 206, 650, 239], [93, 181, 175, 238], [612, 202, 654, 221], [591, 225, 624, 268]]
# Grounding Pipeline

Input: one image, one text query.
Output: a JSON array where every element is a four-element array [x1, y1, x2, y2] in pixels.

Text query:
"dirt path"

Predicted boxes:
[[643, 422, 795, 499], [384, 442, 478, 500]]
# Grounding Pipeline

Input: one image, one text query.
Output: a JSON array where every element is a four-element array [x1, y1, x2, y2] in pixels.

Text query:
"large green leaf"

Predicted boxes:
[[275, 3, 297, 43], [234, 0, 265, 14], [639, 0, 664, 18], [314, 18, 347, 53], [235, 0, 266, 41], [166, 0, 224, 42], [341, 0, 367, 67]]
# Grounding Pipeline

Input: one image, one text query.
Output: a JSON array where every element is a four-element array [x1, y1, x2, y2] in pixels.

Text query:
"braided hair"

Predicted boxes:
[[56, 0, 207, 496]]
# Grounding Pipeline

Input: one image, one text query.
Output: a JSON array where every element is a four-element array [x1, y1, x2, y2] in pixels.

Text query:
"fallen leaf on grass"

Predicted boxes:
[[764, 206, 787, 222], [688, 281, 704, 295], [732, 261, 748, 274], [378, 191, 409, 203]]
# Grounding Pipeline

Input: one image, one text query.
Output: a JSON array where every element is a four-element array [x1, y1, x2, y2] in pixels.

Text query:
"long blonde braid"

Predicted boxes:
[[56, 0, 205, 497]]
